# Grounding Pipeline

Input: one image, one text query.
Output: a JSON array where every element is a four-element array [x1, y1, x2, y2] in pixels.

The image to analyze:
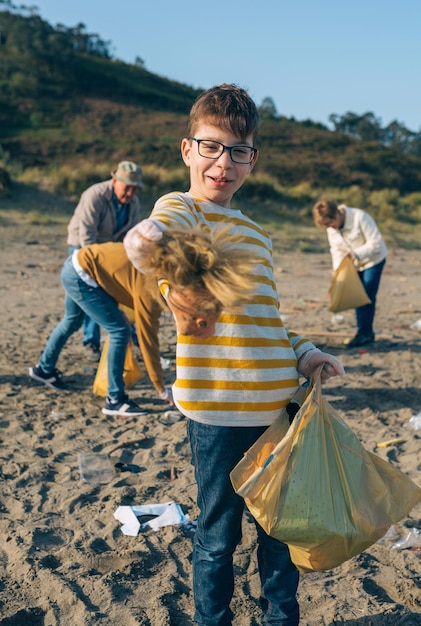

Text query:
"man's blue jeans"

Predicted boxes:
[[188, 420, 300, 626], [68, 246, 101, 347], [356, 259, 386, 336], [38, 256, 130, 401]]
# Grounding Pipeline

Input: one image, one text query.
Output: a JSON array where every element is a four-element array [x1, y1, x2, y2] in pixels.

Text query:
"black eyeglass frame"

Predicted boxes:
[[188, 136, 257, 164]]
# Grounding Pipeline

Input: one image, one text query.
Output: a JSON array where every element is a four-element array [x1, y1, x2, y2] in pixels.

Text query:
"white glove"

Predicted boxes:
[[158, 388, 175, 406], [297, 348, 345, 383], [124, 219, 164, 272]]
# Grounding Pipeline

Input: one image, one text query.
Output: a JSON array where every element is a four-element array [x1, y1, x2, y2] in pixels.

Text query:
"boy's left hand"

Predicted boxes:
[[298, 348, 345, 383]]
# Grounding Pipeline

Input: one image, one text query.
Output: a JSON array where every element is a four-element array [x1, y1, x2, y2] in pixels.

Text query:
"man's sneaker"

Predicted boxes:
[[83, 342, 101, 362], [101, 396, 149, 417], [29, 365, 67, 391], [344, 333, 375, 349]]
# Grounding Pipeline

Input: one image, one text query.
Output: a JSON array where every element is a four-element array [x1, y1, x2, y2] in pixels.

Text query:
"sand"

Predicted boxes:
[[0, 189, 420, 625]]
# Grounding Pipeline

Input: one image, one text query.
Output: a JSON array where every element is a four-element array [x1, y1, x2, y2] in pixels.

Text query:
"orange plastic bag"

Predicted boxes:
[[93, 336, 144, 398], [328, 255, 371, 312], [230, 367, 421, 573]]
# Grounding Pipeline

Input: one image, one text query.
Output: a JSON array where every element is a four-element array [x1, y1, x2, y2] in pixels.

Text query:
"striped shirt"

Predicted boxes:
[[150, 192, 315, 427]]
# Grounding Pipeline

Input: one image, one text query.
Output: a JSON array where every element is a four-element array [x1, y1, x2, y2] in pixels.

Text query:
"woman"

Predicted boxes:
[[313, 198, 387, 348]]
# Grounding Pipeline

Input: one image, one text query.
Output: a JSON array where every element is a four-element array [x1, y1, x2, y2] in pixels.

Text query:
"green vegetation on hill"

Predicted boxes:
[[0, 2, 420, 247]]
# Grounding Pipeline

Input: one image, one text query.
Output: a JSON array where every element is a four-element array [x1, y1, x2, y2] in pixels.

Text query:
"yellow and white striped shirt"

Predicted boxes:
[[151, 192, 314, 427]]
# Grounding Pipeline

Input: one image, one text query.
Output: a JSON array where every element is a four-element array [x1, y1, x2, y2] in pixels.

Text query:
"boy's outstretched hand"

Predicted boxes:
[[124, 219, 164, 272], [297, 348, 345, 383]]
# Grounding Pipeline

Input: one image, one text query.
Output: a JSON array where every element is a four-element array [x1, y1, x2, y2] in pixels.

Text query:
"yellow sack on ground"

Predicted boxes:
[[93, 336, 144, 398], [328, 255, 371, 312], [230, 367, 421, 573]]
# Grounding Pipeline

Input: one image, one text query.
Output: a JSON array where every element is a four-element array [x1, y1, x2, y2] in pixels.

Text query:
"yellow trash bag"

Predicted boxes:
[[93, 336, 144, 398], [230, 367, 421, 573], [328, 255, 371, 312]]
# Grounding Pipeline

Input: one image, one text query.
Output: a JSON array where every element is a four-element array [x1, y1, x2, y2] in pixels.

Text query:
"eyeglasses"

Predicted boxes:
[[188, 137, 257, 164]]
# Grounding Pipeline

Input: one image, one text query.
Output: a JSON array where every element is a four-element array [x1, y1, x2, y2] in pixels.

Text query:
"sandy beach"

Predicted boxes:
[[0, 188, 420, 625]]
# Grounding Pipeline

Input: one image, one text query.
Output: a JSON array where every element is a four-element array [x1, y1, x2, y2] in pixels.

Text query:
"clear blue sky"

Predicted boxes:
[[27, 0, 421, 131]]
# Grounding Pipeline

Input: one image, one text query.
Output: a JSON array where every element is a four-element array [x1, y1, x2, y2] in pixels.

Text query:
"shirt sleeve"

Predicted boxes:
[[327, 229, 349, 271], [133, 285, 165, 394], [150, 192, 200, 229], [76, 189, 104, 246], [352, 212, 384, 262]]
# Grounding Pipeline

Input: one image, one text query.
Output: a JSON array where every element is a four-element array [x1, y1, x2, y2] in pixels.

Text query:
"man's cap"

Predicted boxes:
[[111, 161, 144, 186]]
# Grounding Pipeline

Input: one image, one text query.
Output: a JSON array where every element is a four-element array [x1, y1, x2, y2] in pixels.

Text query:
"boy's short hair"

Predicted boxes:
[[312, 198, 338, 227], [188, 83, 260, 143]]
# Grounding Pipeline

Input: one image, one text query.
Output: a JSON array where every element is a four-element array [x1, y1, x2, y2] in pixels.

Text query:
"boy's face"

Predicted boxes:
[[181, 123, 258, 208]]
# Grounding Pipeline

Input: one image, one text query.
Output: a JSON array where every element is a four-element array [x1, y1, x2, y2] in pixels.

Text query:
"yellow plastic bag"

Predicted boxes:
[[93, 336, 144, 398], [328, 255, 371, 312], [230, 367, 421, 573]]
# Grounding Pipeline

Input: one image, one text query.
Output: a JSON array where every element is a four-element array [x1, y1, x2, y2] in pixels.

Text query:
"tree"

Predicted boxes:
[[259, 96, 278, 119], [355, 112, 383, 142], [329, 111, 382, 141], [382, 120, 414, 153]]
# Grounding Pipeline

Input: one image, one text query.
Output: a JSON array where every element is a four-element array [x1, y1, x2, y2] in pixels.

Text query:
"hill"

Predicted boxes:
[[0, 3, 421, 243]]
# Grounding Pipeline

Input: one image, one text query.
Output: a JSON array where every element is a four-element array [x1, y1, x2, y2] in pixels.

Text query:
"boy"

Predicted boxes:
[[124, 84, 345, 625]]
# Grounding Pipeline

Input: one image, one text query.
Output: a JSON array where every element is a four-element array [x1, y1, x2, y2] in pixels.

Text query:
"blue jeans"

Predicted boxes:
[[356, 259, 386, 336], [68, 246, 101, 347], [38, 256, 130, 401], [188, 420, 300, 626]]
